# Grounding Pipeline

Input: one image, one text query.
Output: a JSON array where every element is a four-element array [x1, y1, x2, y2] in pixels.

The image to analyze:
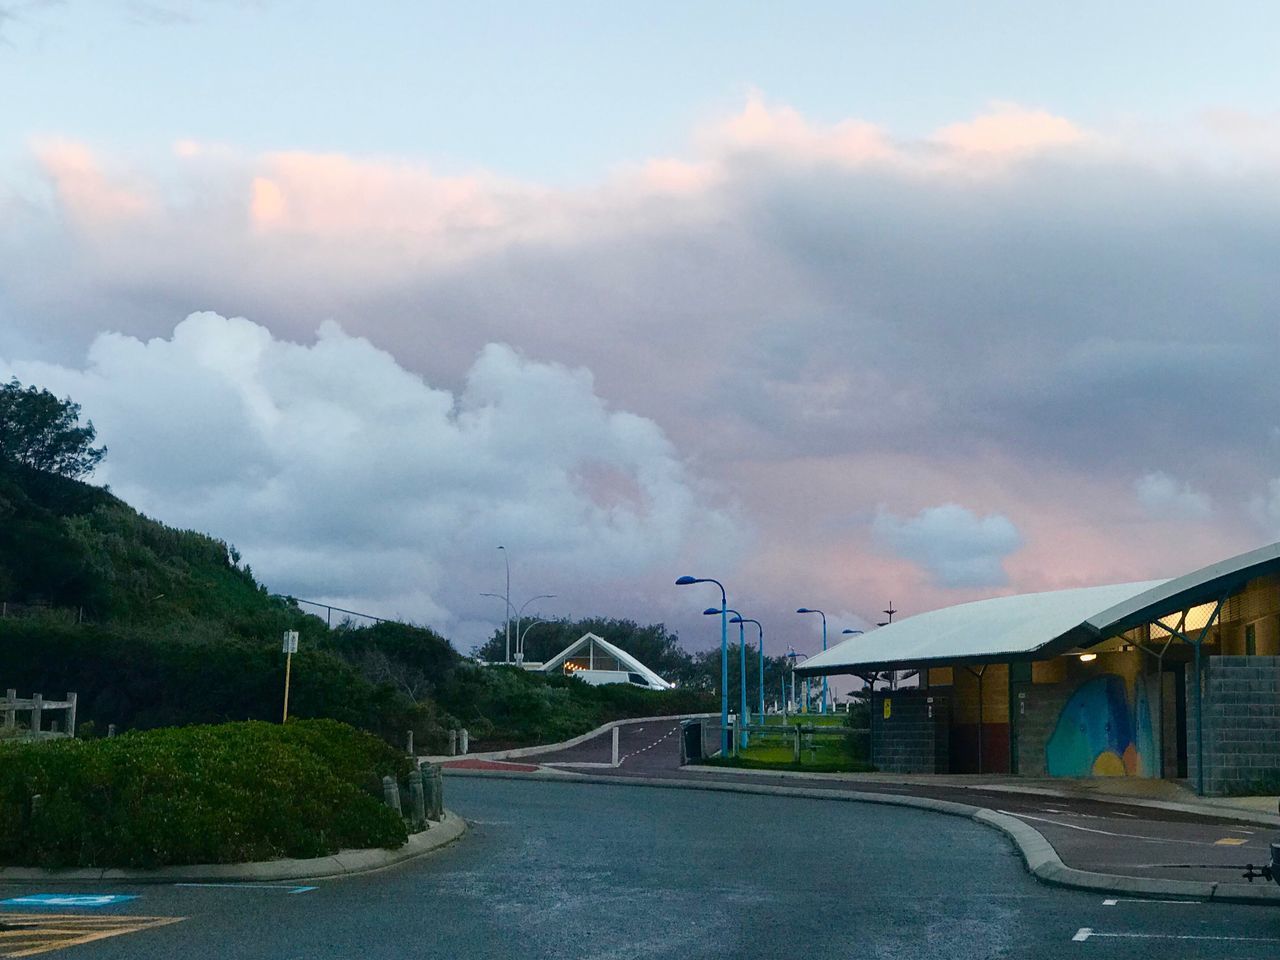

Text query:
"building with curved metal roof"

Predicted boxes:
[[796, 542, 1280, 795]]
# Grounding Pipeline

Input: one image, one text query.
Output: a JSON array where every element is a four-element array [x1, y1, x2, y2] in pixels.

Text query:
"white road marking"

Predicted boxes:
[[999, 811, 1219, 846], [1101, 898, 1203, 906], [174, 883, 316, 893], [1072, 927, 1280, 943]]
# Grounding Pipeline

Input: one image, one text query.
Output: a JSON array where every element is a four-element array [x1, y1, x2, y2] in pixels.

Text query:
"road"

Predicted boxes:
[[4, 778, 1280, 959], [505, 719, 1280, 884]]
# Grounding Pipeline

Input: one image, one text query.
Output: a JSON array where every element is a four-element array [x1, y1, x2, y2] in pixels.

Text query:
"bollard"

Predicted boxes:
[[408, 770, 426, 829], [428, 763, 444, 820], [406, 729, 414, 757], [611, 726, 620, 767], [29, 794, 43, 819], [107, 723, 116, 738], [382, 775, 402, 815], [448, 729, 457, 757], [4, 689, 15, 731], [459, 728, 469, 755]]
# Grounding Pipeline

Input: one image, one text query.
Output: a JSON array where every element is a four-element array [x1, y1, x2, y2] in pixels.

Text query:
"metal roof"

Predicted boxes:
[[797, 541, 1280, 676]]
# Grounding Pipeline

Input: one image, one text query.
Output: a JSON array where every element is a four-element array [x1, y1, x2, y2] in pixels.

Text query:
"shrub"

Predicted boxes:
[[0, 720, 408, 868]]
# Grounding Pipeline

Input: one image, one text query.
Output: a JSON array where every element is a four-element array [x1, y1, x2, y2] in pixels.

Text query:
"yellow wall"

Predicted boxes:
[[951, 663, 1008, 724]]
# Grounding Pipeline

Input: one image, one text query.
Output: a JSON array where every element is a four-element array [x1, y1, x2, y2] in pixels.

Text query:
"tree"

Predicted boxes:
[[0, 379, 106, 478]]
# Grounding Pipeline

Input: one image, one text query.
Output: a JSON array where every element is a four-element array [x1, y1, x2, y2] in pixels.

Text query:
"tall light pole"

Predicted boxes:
[[677, 576, 729, 755], [842, 629, 865, 710], [707, 607, 748, 749], [797, 608, 828, 714], [514, 594, 555, 664], [498, 546, 511, 663], [731, 615, 765, 724]]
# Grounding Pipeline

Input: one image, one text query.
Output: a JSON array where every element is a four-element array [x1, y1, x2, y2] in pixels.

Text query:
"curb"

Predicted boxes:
[[0, 811, 467, 885], [421, 713, 717, 764], [447, 769, 1280, 907], [672, 765, 1280, 828]]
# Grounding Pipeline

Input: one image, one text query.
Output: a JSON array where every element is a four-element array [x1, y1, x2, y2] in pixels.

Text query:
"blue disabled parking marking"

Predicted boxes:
[[1, 893, 139, 907]]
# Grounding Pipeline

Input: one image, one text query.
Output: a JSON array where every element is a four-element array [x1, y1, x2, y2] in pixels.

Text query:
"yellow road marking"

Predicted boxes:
[[0, 914, 183, 957], [1215, 837, 1248, 846]]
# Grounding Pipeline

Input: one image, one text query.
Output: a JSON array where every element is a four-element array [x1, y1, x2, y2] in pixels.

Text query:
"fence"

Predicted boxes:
[[682, 717, 869, 765], [0, 601, 87, 623], [2, 690, 78, 741]]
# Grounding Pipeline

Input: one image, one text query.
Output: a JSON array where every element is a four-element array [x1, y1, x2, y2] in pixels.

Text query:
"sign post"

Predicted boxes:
[[282, 630, 299, 723]]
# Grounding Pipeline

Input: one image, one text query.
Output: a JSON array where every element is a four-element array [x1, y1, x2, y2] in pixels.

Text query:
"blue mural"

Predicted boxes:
[[1045, 674, 1151, 777]]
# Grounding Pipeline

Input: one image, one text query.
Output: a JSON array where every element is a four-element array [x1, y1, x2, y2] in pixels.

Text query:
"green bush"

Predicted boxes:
[[0, 720, 408, 868]]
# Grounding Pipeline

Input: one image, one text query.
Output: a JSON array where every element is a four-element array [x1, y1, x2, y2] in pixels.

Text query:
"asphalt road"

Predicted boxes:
[[524, 719, 1280, 884], [4, 778, 1280, 959]]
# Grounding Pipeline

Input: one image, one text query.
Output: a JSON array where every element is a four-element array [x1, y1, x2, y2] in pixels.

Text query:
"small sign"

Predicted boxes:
[[883, 698, 892, 719], [2, 894, 138, 908], [282, 630, 299, 654]]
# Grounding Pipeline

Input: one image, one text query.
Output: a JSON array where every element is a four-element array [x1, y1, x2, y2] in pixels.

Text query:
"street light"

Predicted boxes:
[[707, 607, 748, 749], [514, 594, 555, 664], [677, 575, 729, 755], [730, 615, 765, 726], [796, 608, 829, 714], [498, 546, 511, 663]]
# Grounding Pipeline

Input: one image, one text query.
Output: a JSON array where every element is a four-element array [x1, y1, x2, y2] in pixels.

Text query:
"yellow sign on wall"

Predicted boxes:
[[883, 698, 892, 719]]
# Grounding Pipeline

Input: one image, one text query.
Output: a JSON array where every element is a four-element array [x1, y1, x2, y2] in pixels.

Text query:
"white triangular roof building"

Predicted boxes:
[[535, 632, 673, 690]]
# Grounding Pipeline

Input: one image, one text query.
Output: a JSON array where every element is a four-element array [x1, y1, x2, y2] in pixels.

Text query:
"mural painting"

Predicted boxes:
[[1045, 673, 1156, 777]]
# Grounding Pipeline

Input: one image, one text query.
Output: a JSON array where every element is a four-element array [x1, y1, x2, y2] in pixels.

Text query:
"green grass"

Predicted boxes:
[[759, 713, 852, 727], [700, 726, 874, 773]]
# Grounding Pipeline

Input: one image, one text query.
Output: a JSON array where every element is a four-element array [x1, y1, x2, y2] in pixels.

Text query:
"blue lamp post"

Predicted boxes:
[[797, 607, 828, 714], [707, 607, 748, 749], [677, 576, 729, 755], [730, 615, 765, 724]]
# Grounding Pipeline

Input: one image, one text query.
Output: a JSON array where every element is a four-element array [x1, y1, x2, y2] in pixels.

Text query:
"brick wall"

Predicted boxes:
[[1189, 655, 1280, 795], [871, 691, 949, 774]]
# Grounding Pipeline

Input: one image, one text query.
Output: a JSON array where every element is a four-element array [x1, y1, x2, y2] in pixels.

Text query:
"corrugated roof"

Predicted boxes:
[[797, 541, 1280, 675], [539, 632, 673, 690]]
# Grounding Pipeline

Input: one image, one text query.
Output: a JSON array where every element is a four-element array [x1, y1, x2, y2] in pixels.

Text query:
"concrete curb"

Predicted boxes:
[[676, 764, 1280, 828], [447, 769, 1280, 907], [0, 811, 467, 885], [422, 713, 717, 764]]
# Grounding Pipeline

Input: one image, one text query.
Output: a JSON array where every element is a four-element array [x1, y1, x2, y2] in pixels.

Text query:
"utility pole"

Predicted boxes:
[[498, 545, 511, 663]]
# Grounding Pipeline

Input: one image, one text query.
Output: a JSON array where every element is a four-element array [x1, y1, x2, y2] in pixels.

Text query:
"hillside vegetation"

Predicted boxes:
[[0, 462, 712, 750]]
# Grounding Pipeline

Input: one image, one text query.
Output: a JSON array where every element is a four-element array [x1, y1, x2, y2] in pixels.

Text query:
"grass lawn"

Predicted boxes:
[[700, 726, 874, 773]]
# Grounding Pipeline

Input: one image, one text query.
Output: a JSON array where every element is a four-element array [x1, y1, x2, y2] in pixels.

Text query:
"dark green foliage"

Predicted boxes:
[[0, 379, 105, 479], [434, 663, 715, 748], [0, 720, 408, 868]]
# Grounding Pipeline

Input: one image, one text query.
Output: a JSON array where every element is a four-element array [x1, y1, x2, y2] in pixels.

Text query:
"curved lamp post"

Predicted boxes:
[[797, 608, 828, 714], [677, 576, 729, 755], [730, 615, 765, 725], [514, 594, 555, 664], [707, 607, 748, 749]]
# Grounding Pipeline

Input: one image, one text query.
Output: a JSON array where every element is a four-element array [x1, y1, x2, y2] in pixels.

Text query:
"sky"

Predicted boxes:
[[2, 1, 1280, 684]]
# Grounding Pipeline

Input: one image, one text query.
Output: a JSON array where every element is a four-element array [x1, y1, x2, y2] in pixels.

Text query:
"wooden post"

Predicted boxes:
[[66, 692, 77, 738], [430, 764, 444, 820], [3, 689, 14, 730], [406, 730, 414, 757], [793, 725, 801, 763], [409, 770, 426, 828], [382, 775, 402, 814], [31, 694, 42, 736], [282, 651, 293, 723], [448, 730, 457, 757], [107, 723, 116, 738], [459, 728, 469, 755], [612, 726, 620, 767]]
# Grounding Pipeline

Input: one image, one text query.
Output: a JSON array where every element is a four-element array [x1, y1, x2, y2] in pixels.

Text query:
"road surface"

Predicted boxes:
[[3, 778, 1280, 958]]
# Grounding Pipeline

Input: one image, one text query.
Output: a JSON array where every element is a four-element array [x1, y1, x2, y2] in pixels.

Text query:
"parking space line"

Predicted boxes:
[[173, 883, 316, 893], [1072, 927, 1280, 944], [0, 914, 182, 957]]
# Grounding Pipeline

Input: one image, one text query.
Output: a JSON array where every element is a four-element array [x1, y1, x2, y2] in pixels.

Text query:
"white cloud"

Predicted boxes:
[[1249, 478, 1280, 534], [2, 313, 744, 642], [873, 504, 1023, 589], [1134, 471, 1213, 520]]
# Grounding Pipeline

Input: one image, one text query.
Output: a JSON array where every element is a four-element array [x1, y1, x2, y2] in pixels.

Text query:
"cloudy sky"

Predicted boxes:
[[2, 2, 1279, 669]]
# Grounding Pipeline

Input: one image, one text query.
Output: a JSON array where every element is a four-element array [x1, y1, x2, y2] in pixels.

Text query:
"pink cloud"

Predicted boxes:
[[932, 102, 1087, 157], [709, 91, 894, 165], [34, 139, 154, 228]]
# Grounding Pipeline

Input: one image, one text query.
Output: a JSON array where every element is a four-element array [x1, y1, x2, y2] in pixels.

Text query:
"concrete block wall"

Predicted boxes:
[[870, 691, 949, 774], [1013, 680, 1069, 777], [1189, 656, 1280, 795]]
